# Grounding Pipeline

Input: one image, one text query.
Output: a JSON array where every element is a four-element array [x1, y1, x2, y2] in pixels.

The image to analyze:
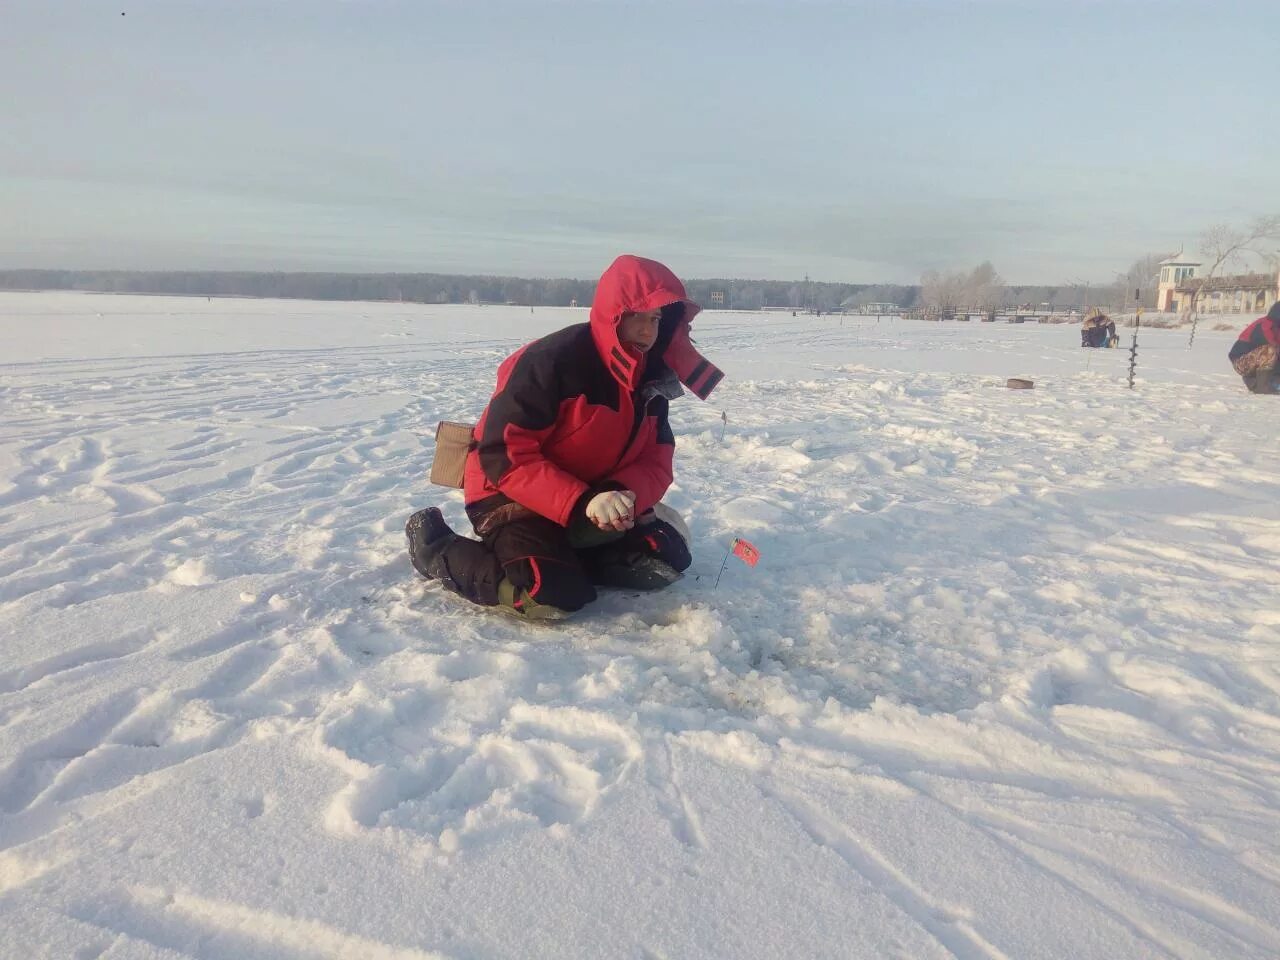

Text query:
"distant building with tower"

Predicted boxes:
[[1156, 254, 1199, 312], [1157, 253, 1279, 314]]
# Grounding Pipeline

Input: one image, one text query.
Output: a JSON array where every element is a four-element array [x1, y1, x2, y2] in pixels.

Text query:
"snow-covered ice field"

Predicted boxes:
[[2, 290, 1279, 959]]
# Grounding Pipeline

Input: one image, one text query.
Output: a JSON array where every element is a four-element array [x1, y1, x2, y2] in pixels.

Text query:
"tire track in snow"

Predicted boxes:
[[911, 778, 1280, 959], [66, 885, 455, 960], [0, 628, 161, 694], [643, 734, 707, 850], [761, 783, 1012, 960], [0, 690, 143, 816]]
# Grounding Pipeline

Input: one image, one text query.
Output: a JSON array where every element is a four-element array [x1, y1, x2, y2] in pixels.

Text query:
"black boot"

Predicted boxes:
[[582, 543, 683, 590], [596, 552, 683, 590], [405, 507, 458, 579]]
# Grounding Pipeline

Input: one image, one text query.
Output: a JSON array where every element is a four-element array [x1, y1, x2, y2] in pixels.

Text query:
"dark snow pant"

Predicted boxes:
[[431, 511, 691, 616], [1242, 369, 1278, 394]]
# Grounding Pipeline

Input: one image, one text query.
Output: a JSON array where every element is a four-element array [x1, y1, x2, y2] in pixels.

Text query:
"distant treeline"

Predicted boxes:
[[0, 269, 920, 313], [0, 268, 1115, 314]]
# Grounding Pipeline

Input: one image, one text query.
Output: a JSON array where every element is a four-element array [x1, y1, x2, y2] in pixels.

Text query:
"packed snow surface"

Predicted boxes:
[[2, 291, 1279, 959]]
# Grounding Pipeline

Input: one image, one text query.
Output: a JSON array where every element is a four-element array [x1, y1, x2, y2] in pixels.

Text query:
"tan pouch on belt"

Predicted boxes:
[[429, 421, 476, 488]]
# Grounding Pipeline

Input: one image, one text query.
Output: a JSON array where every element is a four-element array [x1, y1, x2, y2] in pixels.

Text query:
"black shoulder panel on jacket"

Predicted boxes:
[[477, 323, 621, 485], [654, 395, 675, 446], [523, 323, 621, 411]]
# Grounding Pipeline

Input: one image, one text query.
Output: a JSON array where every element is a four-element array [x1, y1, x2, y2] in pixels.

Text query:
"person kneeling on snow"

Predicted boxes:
[[1229, 301, 1280, 394], [404, 255, 724, 620], [1080, 309, 1117, 348]]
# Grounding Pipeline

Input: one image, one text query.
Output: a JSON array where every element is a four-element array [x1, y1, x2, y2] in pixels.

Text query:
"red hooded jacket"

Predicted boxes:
[[463, 256, 723, 528]]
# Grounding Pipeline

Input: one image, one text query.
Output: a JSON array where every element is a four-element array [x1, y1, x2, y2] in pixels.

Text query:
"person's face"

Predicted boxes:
[[618, 308, 662, 352]]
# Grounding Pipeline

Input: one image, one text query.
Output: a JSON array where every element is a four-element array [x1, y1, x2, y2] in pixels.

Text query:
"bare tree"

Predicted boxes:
[[1187, 215, 1280, 345], [963, 261, 1003, 315], [920, 262, 1003, 318], [919, 268, 962, 316], [1108, 252, 1173, 310]]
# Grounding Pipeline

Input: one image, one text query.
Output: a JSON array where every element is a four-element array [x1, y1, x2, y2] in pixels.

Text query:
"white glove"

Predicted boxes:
[[586, 490, 636, 531]]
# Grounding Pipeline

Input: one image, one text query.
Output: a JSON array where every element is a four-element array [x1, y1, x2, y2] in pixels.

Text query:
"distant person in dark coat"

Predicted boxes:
[[1080, 308, 1117, 348], [1229, 301, 1280, 394]]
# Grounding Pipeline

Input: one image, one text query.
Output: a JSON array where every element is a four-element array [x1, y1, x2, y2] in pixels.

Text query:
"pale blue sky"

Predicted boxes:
[[3, 1, 1276, 283]]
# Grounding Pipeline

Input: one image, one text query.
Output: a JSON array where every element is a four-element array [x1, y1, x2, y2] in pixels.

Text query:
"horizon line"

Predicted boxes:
[[0, 267, 1119, 290]]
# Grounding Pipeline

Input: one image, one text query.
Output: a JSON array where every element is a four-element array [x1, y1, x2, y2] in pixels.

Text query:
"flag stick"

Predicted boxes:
[[714, 540, 734, 589]]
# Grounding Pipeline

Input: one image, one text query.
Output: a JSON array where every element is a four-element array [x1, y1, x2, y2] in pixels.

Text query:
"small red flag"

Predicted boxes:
[[731, 537, 760, 567]]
